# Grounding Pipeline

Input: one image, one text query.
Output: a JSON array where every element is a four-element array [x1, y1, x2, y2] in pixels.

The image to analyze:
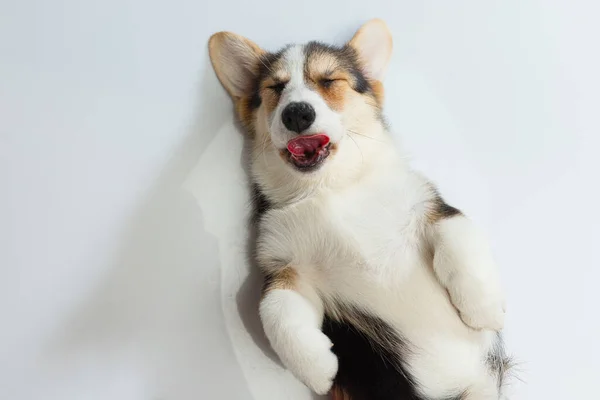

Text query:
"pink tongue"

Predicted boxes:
[[287, 134, 330, 156]]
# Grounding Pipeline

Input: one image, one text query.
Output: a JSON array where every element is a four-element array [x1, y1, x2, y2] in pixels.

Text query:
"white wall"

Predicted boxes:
[[1, 1, 599, 399]]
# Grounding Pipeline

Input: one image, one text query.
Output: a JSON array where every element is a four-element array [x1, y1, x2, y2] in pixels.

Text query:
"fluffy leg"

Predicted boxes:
[[259, 268, 338, 394], [431, 216, 505, 331]]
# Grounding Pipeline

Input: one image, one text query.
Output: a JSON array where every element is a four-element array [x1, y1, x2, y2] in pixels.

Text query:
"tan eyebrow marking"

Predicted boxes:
[[305, 52, 342, 81]]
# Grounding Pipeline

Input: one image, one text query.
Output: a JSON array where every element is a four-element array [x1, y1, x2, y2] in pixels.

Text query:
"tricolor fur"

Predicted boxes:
[[209, 19, 512, 400]]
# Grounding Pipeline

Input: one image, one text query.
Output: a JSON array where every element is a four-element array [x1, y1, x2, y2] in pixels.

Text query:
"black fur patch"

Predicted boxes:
[[437, 201, 461, 219], [303, 41, 373, 94], [429, 187, 463, 221], [249, 184, 271, 274], [250, 184, 271, 223], [249, 89, 262, 110], [323, 306, 464, 400], [487, 332, 513, 393], [261, 271, 276, 294]]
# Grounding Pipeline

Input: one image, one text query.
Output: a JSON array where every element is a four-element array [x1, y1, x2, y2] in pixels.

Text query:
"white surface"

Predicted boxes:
[[1, 1, 598, 399]]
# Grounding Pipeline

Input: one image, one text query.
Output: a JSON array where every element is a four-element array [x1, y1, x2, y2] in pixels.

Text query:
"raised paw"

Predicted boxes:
[[277, 327, 339, 394], [457, 297, 506, 331], [449, 277, 506, 331]]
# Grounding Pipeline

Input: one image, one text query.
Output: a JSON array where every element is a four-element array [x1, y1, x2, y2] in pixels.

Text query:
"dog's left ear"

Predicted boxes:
[[349, 19, 393, 81], [208, 32, 265, 100]]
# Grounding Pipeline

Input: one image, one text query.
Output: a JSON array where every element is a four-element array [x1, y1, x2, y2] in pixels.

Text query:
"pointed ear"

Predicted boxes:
[[208, 32, 265, 99], [349, 19, 393, 81]]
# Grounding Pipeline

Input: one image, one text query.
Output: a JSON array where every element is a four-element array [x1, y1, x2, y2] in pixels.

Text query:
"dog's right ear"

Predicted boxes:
[[348, 19, 393, 82], [208, 32, 265, 100]]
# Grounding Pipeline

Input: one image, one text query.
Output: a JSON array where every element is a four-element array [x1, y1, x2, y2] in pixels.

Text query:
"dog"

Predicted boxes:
[[208, 19, 511, 400]]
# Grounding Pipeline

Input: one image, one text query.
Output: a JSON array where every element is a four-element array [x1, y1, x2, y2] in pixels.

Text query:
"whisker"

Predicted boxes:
[[347, 132, 364, 166], [258, 56, 274, 74], [347, 129, 412, 161], [347, 129, 387, 144]]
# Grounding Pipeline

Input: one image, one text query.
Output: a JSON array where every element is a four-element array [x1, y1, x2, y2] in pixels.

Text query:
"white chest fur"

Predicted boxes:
[[258, 167, 431, 286]]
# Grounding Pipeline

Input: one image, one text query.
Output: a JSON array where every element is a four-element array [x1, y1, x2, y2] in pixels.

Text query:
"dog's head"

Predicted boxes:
[[208, 20, 393, 196]]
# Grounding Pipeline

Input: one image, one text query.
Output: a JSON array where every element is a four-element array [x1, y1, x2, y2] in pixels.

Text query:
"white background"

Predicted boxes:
[[2, 1, 599, 399]]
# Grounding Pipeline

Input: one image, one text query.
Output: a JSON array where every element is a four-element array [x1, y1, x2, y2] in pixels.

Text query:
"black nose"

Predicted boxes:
[[281, 102, 316, 133]]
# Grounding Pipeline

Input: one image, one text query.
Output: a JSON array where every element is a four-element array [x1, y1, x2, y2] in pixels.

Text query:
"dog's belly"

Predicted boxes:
[[318, 197, 496, 398], [324, 259, 496, 399], [260, 191, 496, 397]]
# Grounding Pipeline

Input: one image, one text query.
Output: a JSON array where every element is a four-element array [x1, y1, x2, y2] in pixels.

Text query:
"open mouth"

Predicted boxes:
[[285, 134, 331, 172]]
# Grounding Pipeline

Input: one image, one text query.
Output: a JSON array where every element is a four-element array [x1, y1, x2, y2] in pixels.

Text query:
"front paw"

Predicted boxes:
[[449, 278, 506, 331], [277, 328, 339, 394]]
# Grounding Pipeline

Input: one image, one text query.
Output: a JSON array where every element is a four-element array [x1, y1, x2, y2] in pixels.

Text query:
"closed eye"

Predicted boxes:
[[267, 82, 287, 94], [320, 78, 341, 89]]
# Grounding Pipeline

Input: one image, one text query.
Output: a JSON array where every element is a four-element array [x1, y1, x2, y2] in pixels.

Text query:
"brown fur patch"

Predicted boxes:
[[303, 42, 383, 117], [313, 78, 352, 112], [261, 267, 297, 296], [260, 89, 280, 115], [330, 384, 353, 400], [306, 51, 340, 76], [237, 51, 288, 137], [260, 74, 289, 114], [236, 97, 256, 136], [304, 48, 362, 112], [318, 85, 347, 111], [369, 80, 385, 106]]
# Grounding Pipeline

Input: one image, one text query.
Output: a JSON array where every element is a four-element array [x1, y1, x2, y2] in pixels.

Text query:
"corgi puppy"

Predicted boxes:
[[208, 19, 511, 400]]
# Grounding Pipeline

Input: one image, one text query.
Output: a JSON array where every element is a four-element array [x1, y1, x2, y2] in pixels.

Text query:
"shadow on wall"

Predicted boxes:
[[46, 65, 254, 399], [47, 56, 327, 400]]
